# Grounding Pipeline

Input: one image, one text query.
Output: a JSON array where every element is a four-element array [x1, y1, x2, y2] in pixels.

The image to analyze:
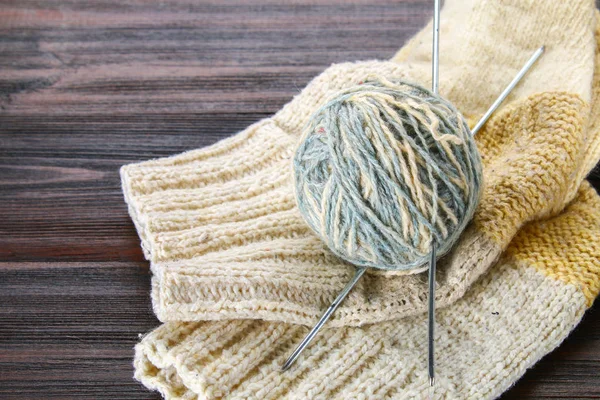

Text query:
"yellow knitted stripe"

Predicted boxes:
[[506, 182, 600, 306], [502, 11, 600, 306], [476, 12, 600, 249], [473, 91, 588, 245]]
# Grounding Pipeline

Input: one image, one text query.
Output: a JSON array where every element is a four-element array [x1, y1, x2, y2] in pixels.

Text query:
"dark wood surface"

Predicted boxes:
[[0, 1, 599, 398]]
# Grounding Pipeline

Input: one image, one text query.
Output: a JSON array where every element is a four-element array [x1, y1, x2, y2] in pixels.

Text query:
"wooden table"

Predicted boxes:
[[1, 1, 599, 398]]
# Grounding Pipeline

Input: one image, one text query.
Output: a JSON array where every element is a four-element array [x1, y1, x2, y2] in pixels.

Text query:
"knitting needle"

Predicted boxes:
[[425, 44, 544, 398], [471, 45, 545, 135], [425, 44, 544, 397], [428, 243, 437, 395], [281, 266, 367, 371], [431, 0, 440, 96], [282, 0, 443, 375], [428, 0, 440, 395]]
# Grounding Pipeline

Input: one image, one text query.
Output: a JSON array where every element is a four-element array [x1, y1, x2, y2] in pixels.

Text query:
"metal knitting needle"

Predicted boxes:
[[282, 0, 443, 375], [432, 0, 440, 95], [428, 242, 437, 396], [471, 45, 545, 135], [428, 0, 440, 394], [425, 44, 545, 396]]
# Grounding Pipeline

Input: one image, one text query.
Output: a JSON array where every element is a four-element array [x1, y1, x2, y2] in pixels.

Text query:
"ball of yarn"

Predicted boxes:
[[293, 77, 482, 271]]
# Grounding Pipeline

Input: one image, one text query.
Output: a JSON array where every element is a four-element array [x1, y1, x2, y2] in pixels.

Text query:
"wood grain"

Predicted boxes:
[[0, 1, 598, 399]]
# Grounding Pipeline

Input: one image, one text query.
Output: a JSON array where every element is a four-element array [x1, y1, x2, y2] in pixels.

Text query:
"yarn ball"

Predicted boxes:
[[293, 78, 482, 271]]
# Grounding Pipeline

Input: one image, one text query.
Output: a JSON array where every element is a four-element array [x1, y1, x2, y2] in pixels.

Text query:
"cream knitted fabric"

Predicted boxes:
[[123, 0, 600, 398], [121, 0, 599, 326], [133, 184, 600, 400]]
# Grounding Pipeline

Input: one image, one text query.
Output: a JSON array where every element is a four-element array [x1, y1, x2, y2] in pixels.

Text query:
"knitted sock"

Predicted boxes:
[[133, 183, 600, 400], [121, 0, 600, 326]]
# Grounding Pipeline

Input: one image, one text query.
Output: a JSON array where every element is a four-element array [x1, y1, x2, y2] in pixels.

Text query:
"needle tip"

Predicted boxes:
[[429, 377, 435, 399], [281, 357, 294, 372], [540, 45, 546, 52]]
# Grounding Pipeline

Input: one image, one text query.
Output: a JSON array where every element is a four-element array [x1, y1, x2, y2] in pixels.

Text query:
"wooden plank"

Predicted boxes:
[[0, 0, 599, 398], [0, 262, 159, 399]]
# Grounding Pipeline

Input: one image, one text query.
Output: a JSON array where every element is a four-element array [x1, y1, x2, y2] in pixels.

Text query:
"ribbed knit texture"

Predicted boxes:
[[122, 0, 600, 398]]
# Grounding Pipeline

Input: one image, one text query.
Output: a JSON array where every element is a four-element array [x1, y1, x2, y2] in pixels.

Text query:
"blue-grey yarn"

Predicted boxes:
[[293, 77, 482, 271]]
